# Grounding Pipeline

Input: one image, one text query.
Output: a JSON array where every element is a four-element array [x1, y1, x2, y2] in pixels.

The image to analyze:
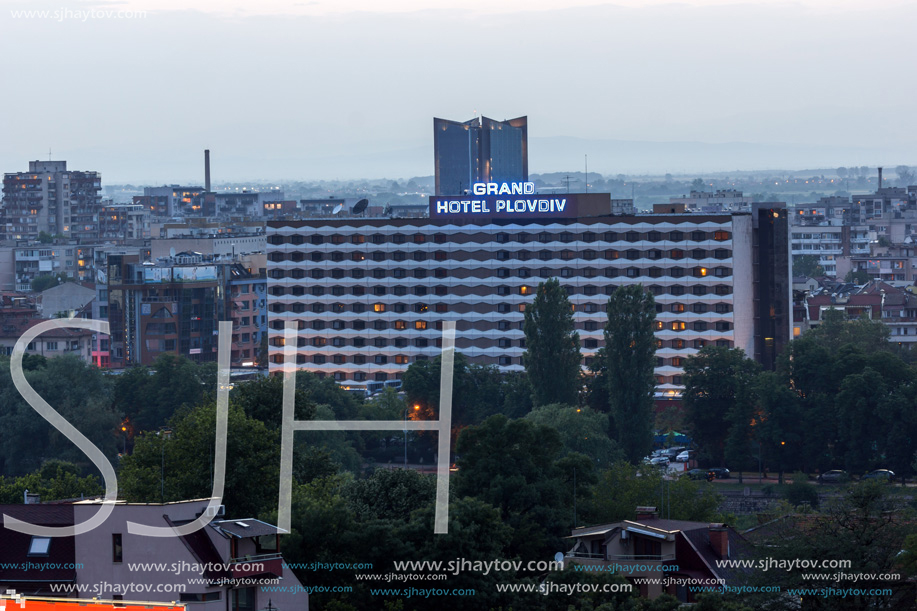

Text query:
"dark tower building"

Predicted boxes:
[[752, 202, 791, 370], [433, 116, 528, 195]]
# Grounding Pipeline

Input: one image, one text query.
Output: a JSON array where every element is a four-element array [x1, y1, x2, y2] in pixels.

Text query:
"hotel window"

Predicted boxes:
[[584, 285, 597, 296], [693, 321, 708, 331], [434, 251, 447, 261], [498, 338, 511, 348], [414, 303, 428, 313], [331, 252, 344, 262], [604, 268, 618, 278], [332, 355, 346, 364], [519, 268, 531, 278], [625, 231, 639, 242], [671, 303, 685, 313], [373, 303, 386, 313], [715, 322, 732, 331], [670, 285, 685, 296], [413, 287, 428, 296], [655, 321, 664, 330], [714, 249, 730, 259], [392, 234, 406, 244], [692, 303, 708, 313], [496, 268, 510, 278], [394, 303, 407, 313], [715, 285, 731, 295], [393, 269, 406, 278], [668, 230, 683, 241], [694, 339, 707, 349], [374, 373, 388, 381], [435, 303, 448, 313], [310, 252, 323, 262], [351, 252, 365, 262], [352, 304, 366, 314], [626, 267, 639, 278], [435, 285, 447, 296], [584, 321, 598, 331], [673, 339, 685, 349], [435, 268, 447, 278], [649, 267, 662, 278], [584, 339, 598, 349], [352, 269, 365, 279], [539, 250, 551, 260], [413, 233, 425, 244], [671, 321, 686, 331], [626, 249, 640, 260], [497, 250, 510, 260], [371, 251, 384, 261], [394, 338, 408, 347], [374, 355, 388, 364], [648, 249, 663, 259], [312, 321, 326, 330], [715, 303, 730, 313], [692, 231, 706, 241], [561, 250, 575, 260], [498, 356, 513, 366], [714, 230, 730, 241], [353, 342, 366, 351], [670, 267, 684, 278], [353, 286, 365, 296], [413, 251, 426, 261], [584, 303, 598, 313], [414, 269, 426, 279], [605, 249, 619, 259], [374, 321, 388, 331], [648, 285, 663, 296], [517, 232, 530, 242], [395, 355, 409, 365], [561, 268, 573, 278], [497, 285, 511, 296], [582, 232, 596, 242], [310, 269, 324, 279], [693, 267, 708, 277], [414, 338, 428, 347], [394, 320, 407, 330], [716, 340, 731, 347], [331, 320, 345, 331], [312, 337, 327, 347], [331, 269, 344, 279], [495, 232, 509, 243], [498, 304, 510, 313], [714, 267, 730, 277], [692, 285, 707, 296], [373, 338, 387, 348], [432, 232, 447, 243]]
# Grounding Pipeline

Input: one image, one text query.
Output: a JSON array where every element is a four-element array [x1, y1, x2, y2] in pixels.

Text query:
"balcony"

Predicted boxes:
[[229, 553, 283, 580]]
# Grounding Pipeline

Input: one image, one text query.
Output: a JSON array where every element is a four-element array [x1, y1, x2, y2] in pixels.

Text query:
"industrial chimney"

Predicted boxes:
[[205, 149, 211, 192], [878, 166, 883, 190]]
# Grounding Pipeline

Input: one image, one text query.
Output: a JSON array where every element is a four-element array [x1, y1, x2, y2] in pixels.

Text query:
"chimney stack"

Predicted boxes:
[[205, 149, 211, 192], [635, 506, 659, 521], [878, 167, 883, 190], [708, 524, 729, 559]]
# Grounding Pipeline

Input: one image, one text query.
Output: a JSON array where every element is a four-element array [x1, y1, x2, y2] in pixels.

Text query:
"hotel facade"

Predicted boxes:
[[266, 194, 790, 397]]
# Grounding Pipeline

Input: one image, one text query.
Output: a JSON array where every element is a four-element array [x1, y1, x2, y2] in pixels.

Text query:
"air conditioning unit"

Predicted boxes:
[[204, 505, 226, 518]]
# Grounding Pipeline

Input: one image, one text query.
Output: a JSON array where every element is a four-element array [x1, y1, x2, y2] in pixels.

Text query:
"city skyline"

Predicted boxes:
[[1, 0, 914, 182]]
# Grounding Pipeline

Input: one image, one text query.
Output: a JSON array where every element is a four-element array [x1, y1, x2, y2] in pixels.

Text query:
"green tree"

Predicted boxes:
[[585, 461, 722, 524], [118, 403, 279, 517], [604, 284, 656, 463], [845, 269, 871, 284], [793, 254, 824, 277], [524, 403, 623, 466], [453, 415, 588, 558], [522, 278, 582, 406], [683, 347, 760, 469], [30, 273, 71, 293]]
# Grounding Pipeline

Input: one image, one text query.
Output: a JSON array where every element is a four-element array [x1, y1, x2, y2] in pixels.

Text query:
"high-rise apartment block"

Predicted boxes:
[[1, 161, 102, 241], [434, 116, 528, 195]]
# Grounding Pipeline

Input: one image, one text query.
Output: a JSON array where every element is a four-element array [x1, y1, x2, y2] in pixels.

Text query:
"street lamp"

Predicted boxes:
[[403, 404, 420, 468], [159, 427, 172, 503]]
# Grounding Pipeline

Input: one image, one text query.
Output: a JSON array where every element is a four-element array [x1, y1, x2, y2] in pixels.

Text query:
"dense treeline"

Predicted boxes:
[[683, 310, 917, 480]]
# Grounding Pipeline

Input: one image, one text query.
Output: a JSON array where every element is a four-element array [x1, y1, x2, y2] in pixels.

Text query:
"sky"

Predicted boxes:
[[0, 0, 914, 183]]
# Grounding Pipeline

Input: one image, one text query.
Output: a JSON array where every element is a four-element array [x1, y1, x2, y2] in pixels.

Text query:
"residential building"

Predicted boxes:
[[135, 186, 213, 218], [105, 252, 265, 368], [1, 161, 102, 242], [99, 202, 151, 242], [565, 506, 751, 602], [433, 116, 528, 195], [668, 190, 753, 213], [266, 195, 790, 397], [0, 499, 307, 610]]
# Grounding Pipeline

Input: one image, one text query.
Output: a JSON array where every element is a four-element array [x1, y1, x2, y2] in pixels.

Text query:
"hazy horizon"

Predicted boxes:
[[2, 0, 914, 183]]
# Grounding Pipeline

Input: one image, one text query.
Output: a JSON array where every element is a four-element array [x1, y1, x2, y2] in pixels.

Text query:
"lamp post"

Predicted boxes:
[[403, 404, 420, 468], [160, 427, 172, 503]]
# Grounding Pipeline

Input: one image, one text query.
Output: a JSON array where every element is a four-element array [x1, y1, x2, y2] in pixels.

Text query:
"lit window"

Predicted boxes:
[[415, 321, 427, 330], [394, 320, 407, 330], [519, 285, 530, 295], [373, 303, 386, 313]]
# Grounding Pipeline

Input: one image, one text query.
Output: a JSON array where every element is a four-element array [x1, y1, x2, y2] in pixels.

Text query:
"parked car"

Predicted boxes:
[[684, 468, 712, 480], [675, 450, 696, 462], [861, 469, 895, 482], [664, 446, 686, 460], [817, 470, 849, 484], [649, 456, 670, 467], [707, 468, 730, 479]]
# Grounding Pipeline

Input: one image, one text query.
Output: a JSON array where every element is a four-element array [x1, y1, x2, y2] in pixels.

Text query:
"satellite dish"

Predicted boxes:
[[352, 199, 369, 215], [332, 203, 344, 215]]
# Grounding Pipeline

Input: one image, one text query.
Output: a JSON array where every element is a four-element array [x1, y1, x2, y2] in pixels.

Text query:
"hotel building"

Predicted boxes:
[[266, 193, 790, 397]]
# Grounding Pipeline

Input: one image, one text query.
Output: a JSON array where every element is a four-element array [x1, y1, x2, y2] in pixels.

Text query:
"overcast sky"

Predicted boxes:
[[1, 0, 914, 183]]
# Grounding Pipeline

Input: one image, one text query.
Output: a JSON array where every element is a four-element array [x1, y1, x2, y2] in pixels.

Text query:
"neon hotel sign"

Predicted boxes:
[[431, 182, 573, 217]]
